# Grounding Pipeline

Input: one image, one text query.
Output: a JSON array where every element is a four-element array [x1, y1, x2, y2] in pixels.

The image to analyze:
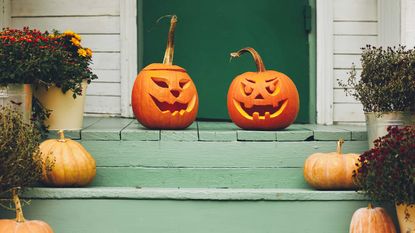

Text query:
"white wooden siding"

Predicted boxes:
[[402, 0, 415, 47], [332, 0, 378, 123], [10, 0, 122, 115]]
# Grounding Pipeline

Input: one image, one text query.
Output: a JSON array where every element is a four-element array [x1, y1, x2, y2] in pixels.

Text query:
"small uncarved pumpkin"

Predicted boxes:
[[304, 139, 360, 190], [131, 15, 199, 129], [349, 203, 396, 233], [227, 47, 299, 130], [39, 130, 96, 187], [0, 189, 54, 233]]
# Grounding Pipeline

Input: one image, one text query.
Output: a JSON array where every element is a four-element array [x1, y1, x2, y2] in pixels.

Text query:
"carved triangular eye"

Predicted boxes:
[[179, 79, 190, 89], [266, 79, 279, 94], [151, 77, 169, 88]]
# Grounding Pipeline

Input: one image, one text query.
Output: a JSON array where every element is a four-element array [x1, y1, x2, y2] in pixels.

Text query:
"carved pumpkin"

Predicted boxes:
[[131, 15, 199, 129], [39, 130, 96, 187], [349, 203, 396, 233], [227, 47, 299, 130], [0, 189, 54, 233], [304, 139, 360, 190]]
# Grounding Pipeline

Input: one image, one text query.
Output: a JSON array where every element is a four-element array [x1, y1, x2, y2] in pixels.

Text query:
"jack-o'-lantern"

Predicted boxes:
[[131, 15, 199, 129], [227, 47, 300, 130]]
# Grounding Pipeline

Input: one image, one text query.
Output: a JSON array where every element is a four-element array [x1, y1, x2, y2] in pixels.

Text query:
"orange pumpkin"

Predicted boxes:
[[131, 15, 199, 129], [39, 130, 96, 187], [303, 139, 360, 190], [349, 203, 396, 233], [0, 189, 54, 233], [227, 47, 299, 130]]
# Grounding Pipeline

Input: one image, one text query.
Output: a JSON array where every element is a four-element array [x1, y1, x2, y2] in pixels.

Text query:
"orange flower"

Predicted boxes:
[[70, 37, 81, 47]]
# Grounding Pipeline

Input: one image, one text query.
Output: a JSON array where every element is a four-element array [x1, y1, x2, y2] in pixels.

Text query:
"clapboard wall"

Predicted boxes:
[[332, 0, 378, 124], [10, 0, 122, 115], [402, 0, 415, 47]]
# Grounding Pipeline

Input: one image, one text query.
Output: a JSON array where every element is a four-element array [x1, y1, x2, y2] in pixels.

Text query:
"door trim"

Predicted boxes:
[[120, 0, 138, 117], [316, 0, 333, 125], [0, 0, 11, 29]]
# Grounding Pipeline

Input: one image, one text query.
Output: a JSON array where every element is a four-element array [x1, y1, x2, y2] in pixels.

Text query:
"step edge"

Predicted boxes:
[[15, 187, 368, 201]]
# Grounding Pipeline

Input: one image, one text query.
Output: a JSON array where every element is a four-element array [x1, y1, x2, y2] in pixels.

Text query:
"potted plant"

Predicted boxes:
[[33, 30, 97, 130], [339, 45, 415, 147], [0, 106, 54, 232], [0, 27, 51, 122], [354, 126, 415, 233]]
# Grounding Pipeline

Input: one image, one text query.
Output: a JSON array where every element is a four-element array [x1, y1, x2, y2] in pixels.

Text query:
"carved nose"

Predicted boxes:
[[170, 90, 180, 97], [255, 93, 264, 99]]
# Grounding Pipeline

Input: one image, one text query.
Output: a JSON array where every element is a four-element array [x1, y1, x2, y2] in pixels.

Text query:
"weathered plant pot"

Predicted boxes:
[[396, 204, 415, 233], [33, 81, 87, 130], [0, 84, 32, 122], [365, 112, 415, 148]]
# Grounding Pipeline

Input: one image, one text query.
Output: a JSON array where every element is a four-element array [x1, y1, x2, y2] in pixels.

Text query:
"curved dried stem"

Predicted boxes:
[[230, 47, 266, 72]]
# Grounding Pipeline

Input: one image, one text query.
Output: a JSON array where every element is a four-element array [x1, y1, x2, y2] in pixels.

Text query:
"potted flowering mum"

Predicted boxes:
[[354, 126, 415, 233], [339, 45, 415, 147], [0, 27, 50, 122], [33, 30, 97, 130], [0, 27, 97, 130]]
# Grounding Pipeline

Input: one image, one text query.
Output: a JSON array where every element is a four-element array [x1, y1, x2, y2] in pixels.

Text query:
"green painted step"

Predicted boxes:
[[42, 118, 369, 189], [0, 188, 397, 233], [71, 140, 368, 188], [47, 117, 367, 142]]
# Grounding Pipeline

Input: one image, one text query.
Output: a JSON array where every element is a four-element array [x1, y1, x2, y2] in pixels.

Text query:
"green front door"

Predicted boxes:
[[139, 0, 311, 122]]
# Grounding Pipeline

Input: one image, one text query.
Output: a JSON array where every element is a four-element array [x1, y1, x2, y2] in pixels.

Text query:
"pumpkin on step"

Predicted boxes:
[[131, 15, 199, 129], [39, 130, 96, 187], [227, 47, 299, 130], [0, 189, 54, 233], [349, 203, 396, 233], [303, 139, 360, 190]]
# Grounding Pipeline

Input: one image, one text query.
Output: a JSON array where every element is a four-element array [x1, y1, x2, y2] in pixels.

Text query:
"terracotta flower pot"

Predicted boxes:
[[33, 81, 87, 130], [396, 204, 415, 233]]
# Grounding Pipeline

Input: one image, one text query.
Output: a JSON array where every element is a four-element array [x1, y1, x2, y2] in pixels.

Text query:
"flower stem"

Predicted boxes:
[[12, 188, 25, 223], [230, 47, 266, 72], [162, 15, 178, 65]]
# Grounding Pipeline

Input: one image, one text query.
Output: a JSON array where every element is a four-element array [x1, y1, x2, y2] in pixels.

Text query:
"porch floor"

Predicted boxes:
[[50, 117, 367, 142]]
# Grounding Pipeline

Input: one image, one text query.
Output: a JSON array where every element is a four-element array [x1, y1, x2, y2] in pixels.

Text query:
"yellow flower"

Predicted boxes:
[[78, 48, 87, 57], [85, 48, 93, 57], [48, 34, 55, 39], [71, 37, 81, 47], [63, 30, 75, 36], [73, 33, 81, 41]]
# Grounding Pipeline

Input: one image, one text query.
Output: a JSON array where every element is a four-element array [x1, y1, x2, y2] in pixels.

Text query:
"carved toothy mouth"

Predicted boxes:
[[150, 94, 196, 116], [233, 99, 288, 120]]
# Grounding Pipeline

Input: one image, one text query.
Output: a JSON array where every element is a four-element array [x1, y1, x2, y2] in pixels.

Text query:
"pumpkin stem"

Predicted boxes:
[[368, 203, 373, 209], [336, 138, 345, 154], [162, 15, 178, 65], [58, 130, 66, 142], [12, 188, 25, 223], [230, 47, 266, 72]]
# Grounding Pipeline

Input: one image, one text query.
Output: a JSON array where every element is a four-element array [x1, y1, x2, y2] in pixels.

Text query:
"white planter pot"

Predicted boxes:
[[365, 112, 415, 148], [0, 84, 32, 123], [396, 204, 415, 233], [34, 82, 87, 130]]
